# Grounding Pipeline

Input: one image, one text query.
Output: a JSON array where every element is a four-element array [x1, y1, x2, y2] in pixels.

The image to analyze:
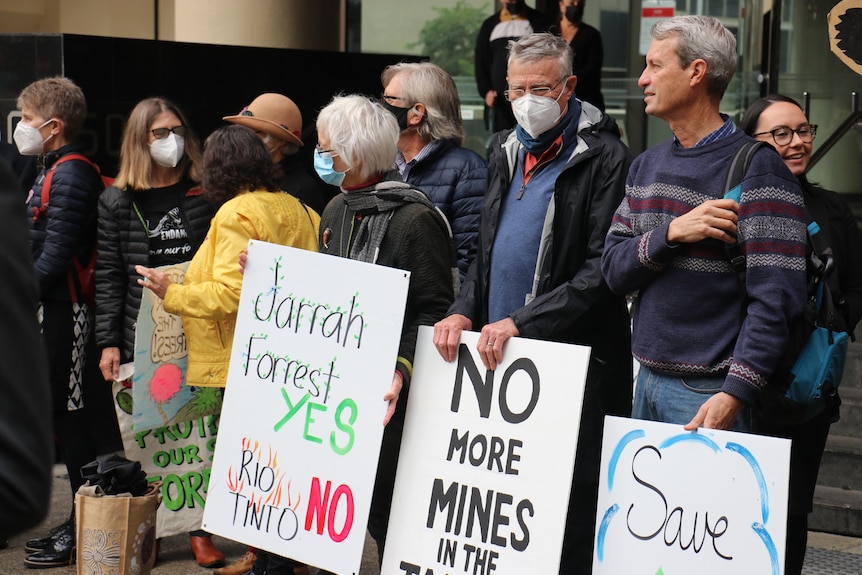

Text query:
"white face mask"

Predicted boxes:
[[14, 119, 53, 156], [149, 133, 185, 168], [511, 89, 567, 138]]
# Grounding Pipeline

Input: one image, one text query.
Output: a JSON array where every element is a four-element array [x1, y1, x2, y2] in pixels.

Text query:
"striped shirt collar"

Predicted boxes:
[[674, 114, 736, 148], [395, 139, 441, 179]]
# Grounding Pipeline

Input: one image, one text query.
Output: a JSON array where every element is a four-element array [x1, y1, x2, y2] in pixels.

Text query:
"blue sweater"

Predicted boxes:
[[601, 130, 808, 405]]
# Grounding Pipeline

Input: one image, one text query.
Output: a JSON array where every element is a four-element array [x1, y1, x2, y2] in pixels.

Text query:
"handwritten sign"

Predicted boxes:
[[381, 327, 589, 575], [594, 416, 790, 575], [132, 262, 222, 429], [202, 240, 410, 575], [112, 380, 219, 537]]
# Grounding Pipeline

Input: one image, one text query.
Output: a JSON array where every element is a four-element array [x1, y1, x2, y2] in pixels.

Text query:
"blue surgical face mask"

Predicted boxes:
[[313, 148, 348, 187]]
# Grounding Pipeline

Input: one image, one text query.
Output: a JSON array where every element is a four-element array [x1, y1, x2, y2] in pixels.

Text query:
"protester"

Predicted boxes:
[[17, 76, 107, 569], [0, 158, 53, 543], [555, 0, 605, 111], [475, 0, 553, 132], [94, 97, 225, 568], [316, 94, 457, 566], [224, 93, 327, 214], [137, 124, 319, 575], [434, 32, 633, 574], [740, 94, 862, 575], [601, 16, 808, 433], [380, 61, 486, 281]]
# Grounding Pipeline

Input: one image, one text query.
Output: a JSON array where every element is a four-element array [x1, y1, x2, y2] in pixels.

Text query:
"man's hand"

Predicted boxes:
[[433, 314, 473, 362], [238, 249, 248, 274], [684, 392, 745, 430], [477, 318, 519, 372], [383, 370, 403, 426], [667, 199, 739, 245], [99, 347, 120, 382], [485, 90, 498, 107]]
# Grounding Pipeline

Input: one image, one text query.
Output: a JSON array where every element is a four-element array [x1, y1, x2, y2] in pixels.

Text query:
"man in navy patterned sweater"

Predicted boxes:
[[601, 15, 807, 432]]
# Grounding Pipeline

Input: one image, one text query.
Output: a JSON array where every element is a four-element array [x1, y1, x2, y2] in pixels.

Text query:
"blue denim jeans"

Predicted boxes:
[[632, 366, 752, 432]]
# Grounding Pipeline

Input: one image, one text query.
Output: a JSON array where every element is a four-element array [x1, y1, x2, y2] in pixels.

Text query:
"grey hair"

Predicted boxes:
[[507, 32, 573, 80], [316, 94, 398, 180], [381, 62, 465, 146], [652, 15, 737, 99], [261, 133, 300, 157]]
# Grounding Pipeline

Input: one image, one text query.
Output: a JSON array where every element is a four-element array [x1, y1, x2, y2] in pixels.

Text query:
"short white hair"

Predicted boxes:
[[316, 94, 398, 180]]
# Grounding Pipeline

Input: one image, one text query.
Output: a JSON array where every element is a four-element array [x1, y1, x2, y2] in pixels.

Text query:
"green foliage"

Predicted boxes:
[[187, 386, 223, 417], [410, 1, 488, 77]]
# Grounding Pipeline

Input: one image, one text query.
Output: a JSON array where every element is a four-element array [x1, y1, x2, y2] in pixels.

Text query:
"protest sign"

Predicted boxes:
[[112, 262, 222, 537], [594, 416, 790, 575], [113, 381, 218, 537], [132, 262, 222, 429], [381, 327, 589, 575], [202, 240, 410, 575]]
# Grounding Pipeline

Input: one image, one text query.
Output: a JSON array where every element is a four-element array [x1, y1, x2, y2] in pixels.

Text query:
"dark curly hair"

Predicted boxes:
[[201, 125, 281, 207]]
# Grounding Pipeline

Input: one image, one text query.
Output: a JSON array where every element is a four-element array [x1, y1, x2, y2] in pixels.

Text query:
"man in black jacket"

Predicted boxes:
[[475, 0, 553, 132], [435, 33, 633, 575]]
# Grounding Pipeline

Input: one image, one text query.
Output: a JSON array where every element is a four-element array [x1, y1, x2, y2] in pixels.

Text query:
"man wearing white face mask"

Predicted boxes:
[[433, 33, 633, 574], [17, 76, 110, 569]]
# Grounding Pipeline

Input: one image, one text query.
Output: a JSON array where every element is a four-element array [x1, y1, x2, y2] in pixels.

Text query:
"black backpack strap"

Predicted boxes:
[[722, 140, 768, 296]]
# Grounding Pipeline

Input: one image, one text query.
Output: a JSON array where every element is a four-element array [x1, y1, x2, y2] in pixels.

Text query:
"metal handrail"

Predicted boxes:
[[807, 91, 861, 173]]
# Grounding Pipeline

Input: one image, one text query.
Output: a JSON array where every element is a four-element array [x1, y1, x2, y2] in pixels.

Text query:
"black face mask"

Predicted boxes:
[[381, 100, 411, 131], [565, 5, 584, 23], [505, 1, 526, 15]]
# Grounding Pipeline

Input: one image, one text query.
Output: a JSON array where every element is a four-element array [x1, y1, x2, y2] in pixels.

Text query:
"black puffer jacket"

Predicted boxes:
[[28, 143, 104, 301], [95, 181, 214, 361], [448, 105, 633, 482]]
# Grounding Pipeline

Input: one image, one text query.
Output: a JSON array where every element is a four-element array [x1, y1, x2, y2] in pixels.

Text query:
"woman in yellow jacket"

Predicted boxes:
[[136, 124, 319, 387]]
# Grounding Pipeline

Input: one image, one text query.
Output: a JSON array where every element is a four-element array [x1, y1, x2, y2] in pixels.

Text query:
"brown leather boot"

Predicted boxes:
[[214, 550, 256, 575], [189, 535, 226, 568]]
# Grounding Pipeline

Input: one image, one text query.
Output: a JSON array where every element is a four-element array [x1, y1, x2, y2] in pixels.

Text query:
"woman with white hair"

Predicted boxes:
[[315, 94, 457, 565]]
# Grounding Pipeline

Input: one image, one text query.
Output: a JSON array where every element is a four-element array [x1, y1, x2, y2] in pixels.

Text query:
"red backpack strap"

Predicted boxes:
[[33, 153, 101, 222]]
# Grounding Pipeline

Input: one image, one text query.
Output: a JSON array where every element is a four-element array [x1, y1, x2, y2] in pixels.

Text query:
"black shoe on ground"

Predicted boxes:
[[24, 518, 73, 554], [23, 531, 75, 569]]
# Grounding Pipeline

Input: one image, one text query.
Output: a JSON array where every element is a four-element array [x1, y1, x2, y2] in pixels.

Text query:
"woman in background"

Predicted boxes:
[[137, 124, 319, 575], [741, 94, 862, 575], [94, 97, 225, 568]]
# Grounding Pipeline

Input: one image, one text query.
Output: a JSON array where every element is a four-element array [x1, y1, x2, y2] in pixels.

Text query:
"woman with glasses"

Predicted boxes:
[[314, 94, 457, 569], [94, 97, 227, 567], [741, 94, 862, 575]]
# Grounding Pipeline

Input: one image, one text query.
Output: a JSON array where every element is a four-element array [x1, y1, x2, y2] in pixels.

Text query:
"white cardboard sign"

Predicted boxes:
[[594, 416, 790, 575], [202, 240, 410, 575], [382, 327, 590, 575]]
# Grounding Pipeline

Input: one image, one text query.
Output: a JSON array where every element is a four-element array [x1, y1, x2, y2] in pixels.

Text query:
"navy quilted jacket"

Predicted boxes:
[[402, 140, 486, 281], [27, 143, 104, 301]]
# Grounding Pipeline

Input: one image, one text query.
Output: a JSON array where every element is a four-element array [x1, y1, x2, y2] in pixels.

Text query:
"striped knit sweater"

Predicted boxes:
[[601, 129, 808, 406]]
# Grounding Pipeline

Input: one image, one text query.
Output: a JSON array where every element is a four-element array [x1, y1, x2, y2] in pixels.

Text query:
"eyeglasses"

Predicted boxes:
[[381, 94, 410, 105], [315, 143, 338, 156], [504, 79, 564, 102], [150, 126, 187, 139], [753, 124, 818, 146]]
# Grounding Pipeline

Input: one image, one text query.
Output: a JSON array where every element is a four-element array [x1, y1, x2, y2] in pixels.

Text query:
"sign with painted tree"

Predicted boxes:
[[202, 241, 410, 575]]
